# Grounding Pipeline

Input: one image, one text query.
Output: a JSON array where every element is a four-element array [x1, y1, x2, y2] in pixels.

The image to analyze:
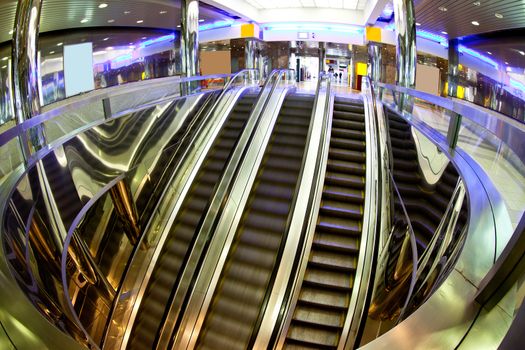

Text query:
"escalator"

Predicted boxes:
[[196, 94, 315, 350], [386, 108, 465, 253], [284, 97, 367, 349], [128, 92, 258, 350]]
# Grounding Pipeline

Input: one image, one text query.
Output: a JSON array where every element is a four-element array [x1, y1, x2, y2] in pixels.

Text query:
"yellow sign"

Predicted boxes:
[[241, 24, 255, 38], [366, 26, 381, 42]]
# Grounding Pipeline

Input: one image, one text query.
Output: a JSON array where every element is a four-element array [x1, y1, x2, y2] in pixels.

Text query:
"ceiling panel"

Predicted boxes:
[[0, 0, 239, 45], [414, 0, 525, 39]]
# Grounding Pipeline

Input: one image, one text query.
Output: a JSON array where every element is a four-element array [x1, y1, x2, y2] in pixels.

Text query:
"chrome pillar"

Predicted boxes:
[[319, 42, 326, 74], [447, 38, 459, 98], [109, 179, 142, 247], [180, 0, 199, 94], [368, 42, 382, 85], [245, 39, 256, 69], [393, 0, 416, 112], [12, 0, 46, 157]]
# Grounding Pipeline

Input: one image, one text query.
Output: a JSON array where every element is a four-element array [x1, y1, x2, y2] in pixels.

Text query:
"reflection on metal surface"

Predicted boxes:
[[245, 39, 257, 69], [393, 0, 416, 112], [12, 0, 46, 156], [368, 42, 382, 85], [181, 0, 200, 94], [447, 38, 459, 98], [109, 179, 141, 247]]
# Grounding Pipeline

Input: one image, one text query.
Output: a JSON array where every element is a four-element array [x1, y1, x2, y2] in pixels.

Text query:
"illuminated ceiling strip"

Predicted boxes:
[[265, 22, 363, 33]]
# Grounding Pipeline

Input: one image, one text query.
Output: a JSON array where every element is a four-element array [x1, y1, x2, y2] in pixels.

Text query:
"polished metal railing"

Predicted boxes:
[[154, 68, 295, 349], [361, 81, 522, 349], [0, 73, 236, 187], [0, 72, 258, 350]]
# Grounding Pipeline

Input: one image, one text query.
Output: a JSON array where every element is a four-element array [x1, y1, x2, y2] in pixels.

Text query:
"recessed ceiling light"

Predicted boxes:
[[129, 45, 135, 49], [176, 24, 181, 28], [519, 50, 525, 56], [505, 61, 509, 65], [438, 6, 447, 11], [124, 11, 131, 14], [495, 13, 503, 18], [107, 46, 113, 50], [1, 65, 6, 69], [1, 57, 8, 61], [80, 18, 89, 23], [142, 36, 147, 39], [49, 51, 55, 54], [107, 19, 115, 23], [98, 3, 108, 8], [94, 50, 107, 55], [103, 37, 109, 41], [471, 21, 480, 26], [199, 19, 205, 22], [487, 51, 492, 55], [415, 22, 421, 26], [473, 1, 481, 6], [57, 42, 63, 46], [128, 42, 133, 45], [136, 20, 143, 23], [9, 29, 13, 35], [160, 10, 167, 14], [441, 31, 448, 35]]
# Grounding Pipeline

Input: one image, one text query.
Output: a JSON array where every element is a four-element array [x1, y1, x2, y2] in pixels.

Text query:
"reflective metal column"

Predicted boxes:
[[319, 42, 326, 74], [393, 0, 416, 111], [447, 38, 459, 98], [12, 0, 46, 156], [180, 0, 199, 93], [245, 39, 256, 69], [368, 42, 382, 84]]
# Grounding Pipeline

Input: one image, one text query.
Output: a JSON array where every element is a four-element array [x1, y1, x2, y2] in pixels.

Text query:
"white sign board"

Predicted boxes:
[[64, 43, 95, 97]]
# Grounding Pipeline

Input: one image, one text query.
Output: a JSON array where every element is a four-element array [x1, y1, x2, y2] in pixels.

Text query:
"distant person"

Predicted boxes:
[[339, 72, 342, 81]]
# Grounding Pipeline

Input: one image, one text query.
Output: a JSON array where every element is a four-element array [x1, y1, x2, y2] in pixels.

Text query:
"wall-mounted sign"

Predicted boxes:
[[297, 32, 309, 39]]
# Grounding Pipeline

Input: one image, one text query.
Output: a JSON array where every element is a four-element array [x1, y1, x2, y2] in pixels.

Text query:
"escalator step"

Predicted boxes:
[[331, 127, 365, 140], [255, 183, 294, 201], [319, 200, 362, 219], [326, 160, 365, 176], [250, 196, 291, 216], [303, 266, 354, 291], [232, 244, 279, 269], [298, 286, 349, 310], [263, 154, 302, 171], [243, 211, 288, 233], [333, 110, 364, 122], [292, 309, 343, 330], [325, 172, 365, 189], [333, 102, 364, 113], [227, 261, 272, 288], [309, 248, 357, 272], [312, 230, 360, 253], [322, 185, 363, 203], [316, 219, 360, 236], [239, 226, 283, 251], [286, 327, 338, 349], [332, 119, 365, 131], [330, 137, 365, 151], [329, 148, 365, 162]]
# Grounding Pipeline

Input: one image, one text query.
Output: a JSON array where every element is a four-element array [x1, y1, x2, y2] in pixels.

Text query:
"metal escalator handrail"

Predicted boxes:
[[153, 68, 295, 349], [265, 73, 334, 349], [171, 70, 295, 349], [0, 73, 238, 150], [79, 69, 257, 350], [388, 170, 419, 323], [339, 77, 382, 348], [250, 73, 331, 348]]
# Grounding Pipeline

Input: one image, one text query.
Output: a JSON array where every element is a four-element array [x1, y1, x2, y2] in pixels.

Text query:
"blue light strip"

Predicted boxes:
[[113, 53, 133, 63], [265, 22, 363, 34], [510, 78, 525, 92], [199, 20, 234, 31], [139, 34, 175, 48], [458, 45, 499, 69], [416, 29, 448, 47]]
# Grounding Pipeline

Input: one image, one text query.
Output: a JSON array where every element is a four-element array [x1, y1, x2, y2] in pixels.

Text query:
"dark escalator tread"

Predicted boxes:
[[285, 99, 366, 348], [128, 93, 257, 350], [197, 94, 314, 350]]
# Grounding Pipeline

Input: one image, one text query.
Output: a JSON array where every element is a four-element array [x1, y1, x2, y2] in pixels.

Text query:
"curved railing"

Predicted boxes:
[[361, 80, 523, 348], [0, 71, 259, 349]]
